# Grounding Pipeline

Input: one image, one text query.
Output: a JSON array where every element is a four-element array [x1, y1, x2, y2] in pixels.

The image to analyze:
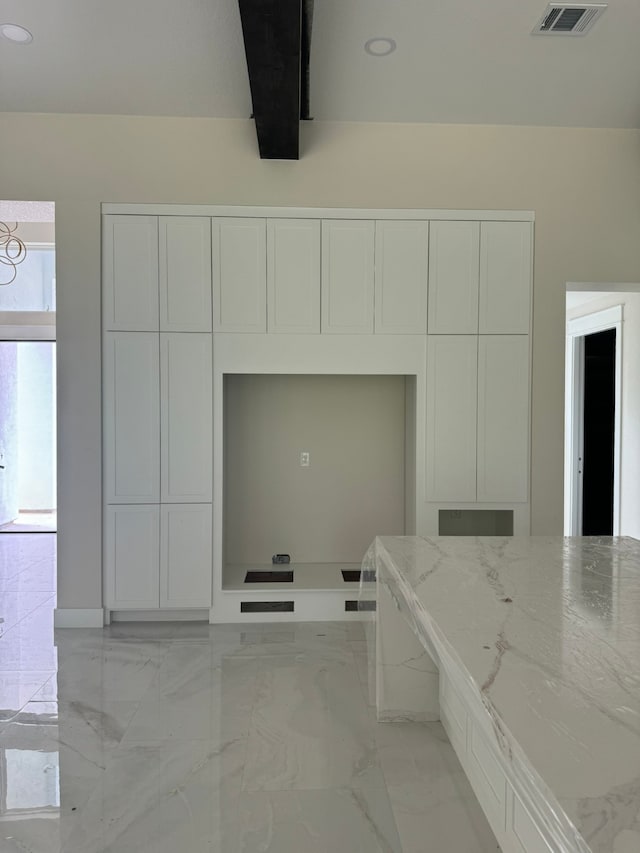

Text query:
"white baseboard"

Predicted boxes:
[[54, 608, 104, 628], [109, 609, 209, 622]]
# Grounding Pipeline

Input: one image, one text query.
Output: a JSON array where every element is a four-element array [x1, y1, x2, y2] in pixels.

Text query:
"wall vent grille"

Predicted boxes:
[[532, 3, 607, 35]]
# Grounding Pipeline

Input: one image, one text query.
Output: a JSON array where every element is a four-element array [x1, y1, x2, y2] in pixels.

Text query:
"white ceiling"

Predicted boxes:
[[1, 0, 640, 128]]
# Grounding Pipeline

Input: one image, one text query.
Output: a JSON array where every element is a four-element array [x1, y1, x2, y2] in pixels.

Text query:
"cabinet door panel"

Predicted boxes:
[[161, 334, 213, 503], [103, 215, 158, 331], [321, 220, 374, 334], [477, 336, 529, 502], [159, 217, 212, 331], [479, 222, 532, 334], [160, 504, 212, 608], [213, 218, 266, 332], [267, 219, 320, 333], [104, 333, 160, 503], [375, 221, 428, 334], [105, 505, 159, 608], [428, 221, 479, 334], [426, 336, 478, 501]]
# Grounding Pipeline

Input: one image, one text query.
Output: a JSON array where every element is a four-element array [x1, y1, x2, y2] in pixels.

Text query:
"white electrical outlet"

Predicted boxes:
[[300, 451, 310, 467]]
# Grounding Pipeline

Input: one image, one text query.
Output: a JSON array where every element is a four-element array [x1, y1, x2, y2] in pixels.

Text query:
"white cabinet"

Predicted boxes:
[[105, 505, 160, 609], [479, 222, 532, 334], [321, 220, 374, 334], [104, 333, 160, 504], [160, 504, 212, 608], [427, 334, 530, 503], [160, 333, 213, 503], [267, 219, 320, 333], [103, 215, 159, 331], [159, 217, 212, 332], [426, 336, 478, 502], [428, 222, 480, 334], [375, 221, 428, 334], [105, 504, 212, 610], [477, 336, 529, 502], [213, 218, 266, 333]]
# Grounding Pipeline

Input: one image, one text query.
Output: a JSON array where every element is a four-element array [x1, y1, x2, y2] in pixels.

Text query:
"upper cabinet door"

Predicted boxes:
[[426, 335, 478, 502], [477, 335, 530, 503], [267, 219, 320, 333], [479, 222, 532, 334], [160, 333, 213, 503], [103, 215, 159, 331], [104, 332, 160, 503], [428, 222, 480, 334], [213, 218, 266, 333], [375, 221, 429, 334], [321, 220, 374, 334], [159, 217, 212, 332]]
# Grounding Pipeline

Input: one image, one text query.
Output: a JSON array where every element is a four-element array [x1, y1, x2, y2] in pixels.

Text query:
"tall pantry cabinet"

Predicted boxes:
[[103, 215, 213, 610]]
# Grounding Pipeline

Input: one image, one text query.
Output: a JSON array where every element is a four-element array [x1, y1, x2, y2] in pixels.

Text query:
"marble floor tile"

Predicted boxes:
[[53, 637, 170, 705], [0, 533, 56, 578], [3, 555, 57, 592], [63, 738, 246, 853], [122, 648, 258, 742], [242, 653, 380, 792], [0, 669, 56, 724], [237, 778, 403, 853], [0, 589, 55, 635], [376, 721, 501, 853], [0, 605, 58, 672]]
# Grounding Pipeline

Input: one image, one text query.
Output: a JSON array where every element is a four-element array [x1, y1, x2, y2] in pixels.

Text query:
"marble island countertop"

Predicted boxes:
[[371, 535, 640, 853]]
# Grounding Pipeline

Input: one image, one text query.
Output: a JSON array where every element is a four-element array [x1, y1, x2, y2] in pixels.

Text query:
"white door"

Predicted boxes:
[[267, 219, 320, 333], [160, 504, 212, 608], [160, 333, 213, 503], [479, 222, 532, 334], [321, 220, 374, 334], [477, 335, 529, 502], [213, 218, 266, 332], [159, 216, 212, 332], [105, 504, 160, 608], [375, 221, 429, 334], [426, 335, 478, 501], [428, 221, 480, 334], [103, 215, 159, 331], [104, 332, 160, 503]]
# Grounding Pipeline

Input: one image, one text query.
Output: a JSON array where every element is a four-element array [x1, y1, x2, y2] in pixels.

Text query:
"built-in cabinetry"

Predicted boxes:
[[440, 669, 561, 853], [102, 207, 533, 621], [102, 216, 213, 611]]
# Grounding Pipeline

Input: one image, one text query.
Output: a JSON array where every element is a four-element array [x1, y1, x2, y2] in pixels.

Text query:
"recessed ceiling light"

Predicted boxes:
[[364, 37, 396, 57], [0, 23, 34, 44]]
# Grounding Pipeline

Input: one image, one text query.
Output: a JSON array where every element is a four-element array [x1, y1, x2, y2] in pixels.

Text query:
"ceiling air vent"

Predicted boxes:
[[532, 3, 607, 36]]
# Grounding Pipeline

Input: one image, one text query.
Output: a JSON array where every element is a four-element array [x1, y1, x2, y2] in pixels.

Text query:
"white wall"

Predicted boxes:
[[1, 114, 640, 608], [567, 292, 640, 539], [224, 374, 406, 564]]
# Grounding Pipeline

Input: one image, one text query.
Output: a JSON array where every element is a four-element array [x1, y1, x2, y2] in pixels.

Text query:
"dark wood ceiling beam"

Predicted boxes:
[[238, 0, 302, 160]]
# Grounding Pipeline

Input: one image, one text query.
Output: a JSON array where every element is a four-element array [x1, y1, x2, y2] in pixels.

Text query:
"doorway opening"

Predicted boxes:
[[564, 297, 621, 536], [582, 329, 615, 534], [0, 202, 56, 534], [0, 341, 56, 532]]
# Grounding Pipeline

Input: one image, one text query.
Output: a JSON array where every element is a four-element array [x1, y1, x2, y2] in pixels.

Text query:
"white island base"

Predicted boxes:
[[363, 536, 640, 853]]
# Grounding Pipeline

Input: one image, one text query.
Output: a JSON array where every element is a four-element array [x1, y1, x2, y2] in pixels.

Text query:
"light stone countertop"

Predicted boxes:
[[372, 535, 640, 853]]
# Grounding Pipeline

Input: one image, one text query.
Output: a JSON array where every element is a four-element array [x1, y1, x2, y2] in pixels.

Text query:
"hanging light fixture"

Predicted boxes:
[[0, 221, 27, 285]]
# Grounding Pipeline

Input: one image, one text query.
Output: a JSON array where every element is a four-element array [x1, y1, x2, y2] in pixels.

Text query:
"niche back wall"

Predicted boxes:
[[223, 374, 406, 564]]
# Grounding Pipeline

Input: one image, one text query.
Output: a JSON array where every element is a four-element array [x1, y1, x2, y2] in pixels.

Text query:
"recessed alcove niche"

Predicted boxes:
[[211, 332, 425, 622], [221, 372, 416, 593]]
